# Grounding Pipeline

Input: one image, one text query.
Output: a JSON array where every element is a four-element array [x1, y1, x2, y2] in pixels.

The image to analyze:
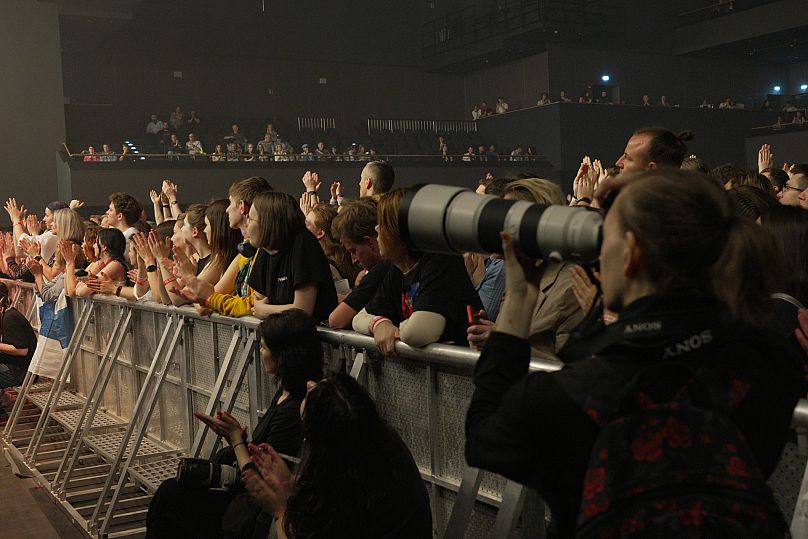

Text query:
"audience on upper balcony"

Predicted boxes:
[[186, 133, 203, 156], [146, 114, 162, 145], [641, 94, 652, 107], [169, 106, 185, 131], [495, 96, 509, 114], [558, 90, 571, 103], [224, 123, 246, 151], [537, 92, 550, 106], [658, 95, 672, 107]]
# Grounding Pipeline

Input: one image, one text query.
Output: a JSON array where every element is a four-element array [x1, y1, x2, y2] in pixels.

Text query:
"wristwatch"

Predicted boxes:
[[146, 264, 157, 273], [34, 255, 42, 262]]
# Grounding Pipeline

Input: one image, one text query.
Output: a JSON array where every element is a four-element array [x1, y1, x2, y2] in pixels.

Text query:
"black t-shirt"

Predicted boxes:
[[366, 253, 483, 344], [0, 307, 37, 375], [196, 255, 210, 276], [247, 231, 338, 323], [342, 259, 392, 313]]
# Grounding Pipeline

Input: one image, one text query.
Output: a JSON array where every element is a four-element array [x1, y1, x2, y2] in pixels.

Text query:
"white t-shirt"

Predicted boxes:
[[18, 230, 58, 263]]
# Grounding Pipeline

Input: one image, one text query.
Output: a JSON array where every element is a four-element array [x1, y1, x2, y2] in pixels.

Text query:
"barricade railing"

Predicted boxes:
[[367, 117, 478, 135], [1, 285, 807, 538], [296, 116, 336, 131]]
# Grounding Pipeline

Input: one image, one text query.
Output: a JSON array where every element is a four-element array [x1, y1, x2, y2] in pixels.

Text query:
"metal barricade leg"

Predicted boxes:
[[2, 371, 35, 439], [88, 315, 183, 532], [490, 480, 527, 539], [190, 330, 243, 458], [442, 466, 484, 539], [98, 317, 185, 536], [791, 459, 808, 538], [52, 309, 132, 495], [24, 302, 95, 462]]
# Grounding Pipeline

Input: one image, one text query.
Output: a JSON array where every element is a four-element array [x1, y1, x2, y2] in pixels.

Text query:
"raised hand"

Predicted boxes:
[[132, 232, 155, 265], [193, 410, 245, 444], [330, 181, 342, 199], [149, 190, 161, 204], [25, 214, 41, 235], [758, 144, 773, 173], [162, 179, 178, 200], [171, 245, 196, 277], [299, 192, 312, 216], [147, 231, 172, 260], [25, 257, 42, 275], [19, 237, 41, 258], [302, 171, 322, 192], [86, 272, 116, 295], [59, 239, 80, 265], [4, 198, 25, 223], [69, 199, 85, 210], [569, 265, 599, 314]]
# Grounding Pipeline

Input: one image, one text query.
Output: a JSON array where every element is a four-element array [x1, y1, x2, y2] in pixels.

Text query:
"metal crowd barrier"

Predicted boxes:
[[1, 285, 808, 538], [367, 117, 478, 134]]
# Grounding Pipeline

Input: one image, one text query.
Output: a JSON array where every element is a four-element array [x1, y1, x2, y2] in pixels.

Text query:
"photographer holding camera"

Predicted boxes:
[[146, 310, 324, 539], [465, 170, 804, 537]]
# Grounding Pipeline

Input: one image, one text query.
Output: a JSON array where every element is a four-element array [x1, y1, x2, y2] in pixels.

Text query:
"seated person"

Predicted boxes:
[[146, 310, 324, 539], [353, 189, 482, 353], [327, 199, 391, 329], [0, 282, 37, 390], [241, 373, 432, 538]]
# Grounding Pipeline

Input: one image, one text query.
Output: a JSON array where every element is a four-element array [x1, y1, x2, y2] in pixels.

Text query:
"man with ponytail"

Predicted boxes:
[[615, 127, 694, 172], [0, 282, 37, 389]]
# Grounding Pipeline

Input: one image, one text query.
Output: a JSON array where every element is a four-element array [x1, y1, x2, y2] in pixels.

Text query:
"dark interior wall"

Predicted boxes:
[[62, 161, 555, 209], [0, 0, 65, 212], [61, 0, 467, 150], [477, 103, 778, 189], [746, 130, 808, 169], [63, 57, 466, 149], [547, 45, 787, 107], [462, 53, 550, 116], [788, 62, 808, 94]]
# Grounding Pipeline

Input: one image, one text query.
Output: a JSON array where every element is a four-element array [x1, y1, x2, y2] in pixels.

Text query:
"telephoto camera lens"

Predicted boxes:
[[176, 458, 241, 490], [399, 184, 602, 263]]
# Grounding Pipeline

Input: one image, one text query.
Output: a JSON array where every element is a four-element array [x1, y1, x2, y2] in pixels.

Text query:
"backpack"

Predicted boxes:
[[575, 363, 786, 539]]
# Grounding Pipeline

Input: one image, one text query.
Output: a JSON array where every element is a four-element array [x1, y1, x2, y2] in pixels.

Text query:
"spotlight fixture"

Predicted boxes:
[[774, 85, 781, 92], [801, 84, 808, 91], [601, 75, 610, 82]]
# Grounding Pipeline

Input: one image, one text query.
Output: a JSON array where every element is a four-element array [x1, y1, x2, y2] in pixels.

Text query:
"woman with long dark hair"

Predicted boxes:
[[242, 373, 432, 538], [146, 310, 324, 539], [66, 227, 127, 297], [466, 170, 804, 538]]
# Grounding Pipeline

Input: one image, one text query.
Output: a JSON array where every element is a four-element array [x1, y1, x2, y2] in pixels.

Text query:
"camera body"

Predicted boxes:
[[399, 184, 602, 263], [176, 457, 241, 490]]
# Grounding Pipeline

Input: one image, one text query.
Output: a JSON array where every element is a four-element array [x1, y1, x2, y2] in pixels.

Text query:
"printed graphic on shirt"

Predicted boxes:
[[401, 282, 422, 319]]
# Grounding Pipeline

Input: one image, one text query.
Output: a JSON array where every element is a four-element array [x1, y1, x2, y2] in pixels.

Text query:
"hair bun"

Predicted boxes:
[[676, 130, 694, 142]]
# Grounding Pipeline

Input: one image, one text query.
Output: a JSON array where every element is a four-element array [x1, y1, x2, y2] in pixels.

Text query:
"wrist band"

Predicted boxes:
[[16, 220, 23, 226], [240, 461, 257, 474], [307, 190, 317, 195], [146, 264, 157, 273], [135, 280, 146, 286], [115, 286, 123, 297], [231, 441, 246, 451], [34, 255, 42, 262], [162, 204, 170, 208], [577, 197, 592, 205], [163, 277, 177, 286], [369, 316, 391, 333], [201, 296, 210, 308]]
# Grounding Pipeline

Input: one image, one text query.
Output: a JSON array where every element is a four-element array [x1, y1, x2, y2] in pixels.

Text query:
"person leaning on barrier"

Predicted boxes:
[[467, 179, 584, 356], [0, 282, 37, 390], [240, 373, 432, 538], [465, 170, 805, 538], [353, 189, 483, 354], [146, 310, 325, 539], [174, 192, 337, 322], [327, 198, 391, 329]]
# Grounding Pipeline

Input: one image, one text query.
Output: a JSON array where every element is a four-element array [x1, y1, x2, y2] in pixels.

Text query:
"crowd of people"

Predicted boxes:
[[472, 90, 805, 117], [3, 125, 808, 537]]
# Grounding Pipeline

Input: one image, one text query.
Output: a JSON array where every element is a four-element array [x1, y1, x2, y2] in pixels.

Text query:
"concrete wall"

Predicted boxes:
[[746, 129, 808, 170], [0, 0, 66, 212], [462, 52, 550, 116]]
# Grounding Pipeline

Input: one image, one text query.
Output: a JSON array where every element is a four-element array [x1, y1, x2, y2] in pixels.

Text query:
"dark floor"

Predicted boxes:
[[0, 449, 86, 539]]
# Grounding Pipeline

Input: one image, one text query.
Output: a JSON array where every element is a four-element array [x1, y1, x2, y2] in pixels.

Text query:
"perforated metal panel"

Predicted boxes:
[[190, 319, 217, 390], [769, 441, 805, 523], [29, 391, 85, 410], [367, 358, 431, 470], [52, 409, 124, 430], [85, 431, 172, 459], [158, 381, 188, 451], [136, 311, 158, 367], [131, 457, 182, 492], [436, 371, 473, 485]]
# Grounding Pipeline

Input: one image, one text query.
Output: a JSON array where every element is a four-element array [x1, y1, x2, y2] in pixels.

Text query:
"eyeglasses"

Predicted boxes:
[[783, 184, 804, 193]]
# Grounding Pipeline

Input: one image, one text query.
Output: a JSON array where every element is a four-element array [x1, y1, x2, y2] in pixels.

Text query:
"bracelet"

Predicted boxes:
[[163, 277, 177, 286], [240, 461, 257, 474], [170, 200, 179, 205], [15, 220, 23, 226], [576, 197, 592, 205], [161, 204, 170, 208], [369, 316, 391, 333], [34, 255, 42, 262], [201, 296, 210, 308], [135, 279, 146, 286], [231, 441, 246, 451], [115, 286, 123, 297], [146, 264, 157, 273], [306, 190, 317, 195]]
